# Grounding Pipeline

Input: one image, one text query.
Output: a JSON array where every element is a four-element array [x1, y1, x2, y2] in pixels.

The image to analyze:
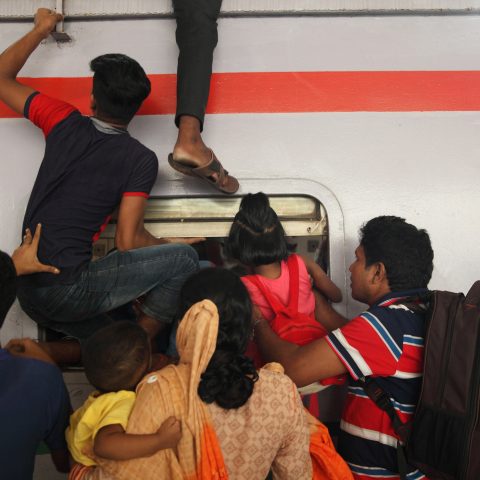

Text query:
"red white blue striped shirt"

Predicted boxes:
[[326, 289, 429, 480]]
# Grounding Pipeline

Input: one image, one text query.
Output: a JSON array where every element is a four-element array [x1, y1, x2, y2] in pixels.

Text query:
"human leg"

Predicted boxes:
[[18, 244, 199, 341], [173, 0, 222, 133], [171, 0, 239, 193]]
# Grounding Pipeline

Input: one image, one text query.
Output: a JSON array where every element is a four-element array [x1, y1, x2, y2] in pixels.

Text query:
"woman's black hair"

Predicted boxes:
[[225, 192, 289, 266], [179, 268, 258, 409]]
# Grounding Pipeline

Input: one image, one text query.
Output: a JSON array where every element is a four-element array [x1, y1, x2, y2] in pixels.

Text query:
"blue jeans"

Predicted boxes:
[[17, 244, 199, 341], [165, 259, 214, 356]]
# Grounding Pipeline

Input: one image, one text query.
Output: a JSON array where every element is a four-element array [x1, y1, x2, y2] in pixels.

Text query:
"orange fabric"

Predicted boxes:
[[91, 300, 228, 480], [68, 463, 92, 480], [306, 411, 353, 480]]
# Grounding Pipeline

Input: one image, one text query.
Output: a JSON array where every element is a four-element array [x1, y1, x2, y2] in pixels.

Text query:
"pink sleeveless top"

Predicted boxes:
[[242, 254, 315, 322]]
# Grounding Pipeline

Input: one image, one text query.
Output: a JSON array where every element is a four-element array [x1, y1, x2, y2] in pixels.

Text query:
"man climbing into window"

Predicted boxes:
[[0, 8, 201, 363]]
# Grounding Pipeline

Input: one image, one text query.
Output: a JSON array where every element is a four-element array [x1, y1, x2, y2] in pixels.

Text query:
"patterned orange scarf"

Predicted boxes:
[[71, 299, 352, 480], [91, 300, 228, 480]]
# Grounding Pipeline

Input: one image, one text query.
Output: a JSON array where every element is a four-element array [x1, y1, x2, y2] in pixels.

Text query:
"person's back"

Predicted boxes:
[[0, 249, 70, 479], [208, 363, 310, 479], [0, 349, 71, 480], [19, 56, 157, 288], [226, 192, 341, 369], [0, 12, 200, 352], [242, 253, 315, 321]]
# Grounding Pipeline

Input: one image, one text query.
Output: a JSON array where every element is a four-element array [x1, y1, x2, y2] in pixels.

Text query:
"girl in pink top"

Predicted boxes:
[[225, 193, 342, 359]]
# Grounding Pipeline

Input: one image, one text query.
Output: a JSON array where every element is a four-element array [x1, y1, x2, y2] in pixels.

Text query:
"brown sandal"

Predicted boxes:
[[168, 149, 239, 194]]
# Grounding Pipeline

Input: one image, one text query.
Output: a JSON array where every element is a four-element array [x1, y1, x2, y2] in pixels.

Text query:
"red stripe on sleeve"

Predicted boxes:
[[28, 93, 77, 137], [123, 192, 149, 198]]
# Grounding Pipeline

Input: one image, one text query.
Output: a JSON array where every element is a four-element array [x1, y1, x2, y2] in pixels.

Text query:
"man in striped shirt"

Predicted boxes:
[[255, 216, 433, 480]]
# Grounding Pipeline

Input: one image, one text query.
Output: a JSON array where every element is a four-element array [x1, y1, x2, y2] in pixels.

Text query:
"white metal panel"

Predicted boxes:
[[1, 0, 480, 18], [0, 14, 479, 343], [3, 16, 480, 79]]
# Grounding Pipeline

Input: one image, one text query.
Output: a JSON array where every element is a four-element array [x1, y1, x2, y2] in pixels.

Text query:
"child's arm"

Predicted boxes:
[[93, 416, 181, 461], [300, 255, 342, 303]]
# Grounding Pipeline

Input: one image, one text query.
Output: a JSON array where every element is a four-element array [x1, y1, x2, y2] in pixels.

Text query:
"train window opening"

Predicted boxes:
[[93, 194, 331, 273], [57, 194, 345, 420]]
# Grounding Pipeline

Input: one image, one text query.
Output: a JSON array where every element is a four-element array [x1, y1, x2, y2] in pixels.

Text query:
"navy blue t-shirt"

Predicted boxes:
[[0, 349, 71, 479], [20, 92, 159, 287]]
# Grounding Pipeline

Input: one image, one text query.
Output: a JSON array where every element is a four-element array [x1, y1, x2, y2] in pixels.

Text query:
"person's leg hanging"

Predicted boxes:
[[170, 0, 239, 194]]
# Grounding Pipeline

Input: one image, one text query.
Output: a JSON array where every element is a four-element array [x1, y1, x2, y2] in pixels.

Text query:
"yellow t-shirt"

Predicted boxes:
[[66, 390, 136, 466]]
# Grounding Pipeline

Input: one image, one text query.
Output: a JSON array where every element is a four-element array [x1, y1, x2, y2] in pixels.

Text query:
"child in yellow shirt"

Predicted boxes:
[[66, 321, 181, 467]]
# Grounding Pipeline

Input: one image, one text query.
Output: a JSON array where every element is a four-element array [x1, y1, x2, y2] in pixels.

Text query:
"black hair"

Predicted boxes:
[[82, 321, 150, 393], [90, 53, 151, 124], [225, 192, 289, 266], [179, 268, 258, 409], [360, 216, 434, 290], [0, 251, 16, 328]]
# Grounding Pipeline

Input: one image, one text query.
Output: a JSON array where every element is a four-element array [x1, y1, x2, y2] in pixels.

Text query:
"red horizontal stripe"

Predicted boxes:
[[1, 71, 480, 118], [343, 396, 412, 438]]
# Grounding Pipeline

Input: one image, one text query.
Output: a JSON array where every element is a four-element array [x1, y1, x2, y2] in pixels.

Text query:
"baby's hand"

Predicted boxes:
[[157, 416, 181, 449]]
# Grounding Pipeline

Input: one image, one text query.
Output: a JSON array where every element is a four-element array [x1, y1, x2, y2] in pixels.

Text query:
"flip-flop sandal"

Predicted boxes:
[[168, 149, 239, 194]]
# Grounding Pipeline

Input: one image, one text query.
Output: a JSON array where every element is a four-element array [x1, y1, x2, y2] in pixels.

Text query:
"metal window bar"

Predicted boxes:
[[1, 0, 480, 20]]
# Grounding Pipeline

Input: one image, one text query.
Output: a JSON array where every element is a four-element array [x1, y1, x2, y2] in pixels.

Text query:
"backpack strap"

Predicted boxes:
[[357, 376, 410, 480], [465, 280, 480, 306], [244, 274, 287, 315], [244, 255, 302, 315], [286, 254, 300, 312]]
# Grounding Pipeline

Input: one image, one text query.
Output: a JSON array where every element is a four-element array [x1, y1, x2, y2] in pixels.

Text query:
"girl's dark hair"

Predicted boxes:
[[179, 268, 258, 409], [225, 192, 289, 266], [90, 53, 151, 124], [82, 321, 150, 393]]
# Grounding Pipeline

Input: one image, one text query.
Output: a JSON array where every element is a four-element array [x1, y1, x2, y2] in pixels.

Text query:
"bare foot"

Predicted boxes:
[[173, 115, 212, 168]]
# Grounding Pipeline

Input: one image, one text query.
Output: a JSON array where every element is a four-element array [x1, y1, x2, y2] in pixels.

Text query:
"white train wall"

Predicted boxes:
[[0, 6, 479, 343]]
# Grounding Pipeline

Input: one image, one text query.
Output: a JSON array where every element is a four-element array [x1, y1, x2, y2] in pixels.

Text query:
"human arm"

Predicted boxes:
[[93, 416, 181, 460], [115, 196, 204, 251], [254, 313, 347, 387], [11, 223, 60, 276], [313, 289, 349, 331], [0, 8, 62, 114], [50, 450, 70, 473], [300, 254, 342, 303], [5, 337, 56, 365]]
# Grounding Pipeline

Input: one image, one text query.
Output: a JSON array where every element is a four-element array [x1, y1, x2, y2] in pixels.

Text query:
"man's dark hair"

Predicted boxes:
[[82, 321, 150, 393], [360, 216, 434, 290], [225, 192, 289, 266], [90, 53, 151, 124], [0, 251, 16, 328]]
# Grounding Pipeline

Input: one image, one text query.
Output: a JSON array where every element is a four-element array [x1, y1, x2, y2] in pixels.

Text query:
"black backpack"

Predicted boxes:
[[358, 282, 480, 480]]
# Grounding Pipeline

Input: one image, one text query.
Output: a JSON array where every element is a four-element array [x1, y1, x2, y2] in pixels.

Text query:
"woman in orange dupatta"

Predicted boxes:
[[82, 268, 352, 480]]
